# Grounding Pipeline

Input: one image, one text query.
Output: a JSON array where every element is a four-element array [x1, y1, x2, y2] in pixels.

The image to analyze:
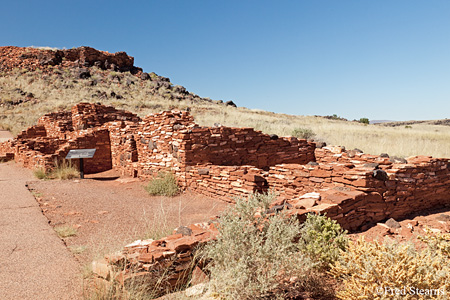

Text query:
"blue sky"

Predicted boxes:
[[2, 1, 450, 121]]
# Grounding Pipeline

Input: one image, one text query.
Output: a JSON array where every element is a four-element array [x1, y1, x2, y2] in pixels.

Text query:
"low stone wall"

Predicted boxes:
[[184, 165, 265, 201], [183, 127, 315, 168], [266, 153, 450, 230], [16, 125, 47, 139], [93, 222, 218, 296]]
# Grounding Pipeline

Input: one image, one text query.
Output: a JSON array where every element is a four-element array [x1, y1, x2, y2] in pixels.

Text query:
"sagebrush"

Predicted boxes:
[[201, 192, 332, 299], [145, 172, 179, 197]]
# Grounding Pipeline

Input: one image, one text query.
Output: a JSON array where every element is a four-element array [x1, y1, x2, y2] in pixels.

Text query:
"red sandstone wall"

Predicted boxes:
[[3, 102, 450, 234], [184, 165, 265, 201], [38, 111, 73, 138], [182, 127, 315, 168], [106, 110, 196, 178], [72, 103, 141, 130], [55, 129, 112, 174], [16, 125, 47, 139]]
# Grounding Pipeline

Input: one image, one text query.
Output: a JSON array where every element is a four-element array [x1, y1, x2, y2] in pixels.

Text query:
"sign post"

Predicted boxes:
[[65, 149, 96, 179]]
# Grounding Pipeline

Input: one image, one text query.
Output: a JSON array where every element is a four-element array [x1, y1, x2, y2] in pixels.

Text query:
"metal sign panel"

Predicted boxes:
[[65, 149, 96, 159]]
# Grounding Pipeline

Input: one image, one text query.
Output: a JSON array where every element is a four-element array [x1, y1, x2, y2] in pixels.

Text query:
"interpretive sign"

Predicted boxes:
[[65, 149, 96, 179], [65, 149, 96, 159]]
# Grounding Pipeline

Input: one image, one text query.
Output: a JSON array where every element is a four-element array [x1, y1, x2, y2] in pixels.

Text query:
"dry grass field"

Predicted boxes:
[[1, 68, 449, 158]]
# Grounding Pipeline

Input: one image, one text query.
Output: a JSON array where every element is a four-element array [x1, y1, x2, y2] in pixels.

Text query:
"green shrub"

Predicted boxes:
[[359, 117, 369, 124], [201, 192, 330, 299], [291, 127, 316, 140], [145, 172, 179, 197], [298, 213, 348, 269]]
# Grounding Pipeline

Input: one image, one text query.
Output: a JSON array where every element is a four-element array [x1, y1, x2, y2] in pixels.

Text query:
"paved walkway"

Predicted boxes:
[[0, 162, 82, 300]]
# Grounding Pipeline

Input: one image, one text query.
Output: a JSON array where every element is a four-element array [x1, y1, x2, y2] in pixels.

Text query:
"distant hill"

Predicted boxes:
[[370, 120, 395, 124], [376, 119, 450, 127]]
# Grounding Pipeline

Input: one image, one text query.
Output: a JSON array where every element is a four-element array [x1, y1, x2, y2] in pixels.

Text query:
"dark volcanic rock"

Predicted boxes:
[[140, 72, 151, 80], [225, 100, 237, 107], [269, 134, 278, 140], [373, 169, 389, 181], [76, 68, 91, 79]]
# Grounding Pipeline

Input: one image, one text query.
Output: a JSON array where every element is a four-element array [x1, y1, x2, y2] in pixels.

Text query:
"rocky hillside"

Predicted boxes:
[[0, 46, 236, 134]]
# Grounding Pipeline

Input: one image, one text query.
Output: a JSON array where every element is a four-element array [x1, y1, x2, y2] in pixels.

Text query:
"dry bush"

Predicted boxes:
[[418, 227, 450, 257], [330, 237, 450, 299], [201, 192, 333, 299], [145, 172, 179, 197]]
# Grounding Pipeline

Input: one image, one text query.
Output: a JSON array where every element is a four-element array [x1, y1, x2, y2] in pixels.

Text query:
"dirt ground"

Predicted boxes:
[[28, 168, 450, 266], [27, 170, 229, 268], [0, 129, 13, 142]]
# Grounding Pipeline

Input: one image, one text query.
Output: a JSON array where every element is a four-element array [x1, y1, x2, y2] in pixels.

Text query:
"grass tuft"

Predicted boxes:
[[145, 172, 179, 197], [33, 168, 48, 179], [54, 225, 77, 238], [33, 160, 80, 180], [51, 160, 80, 180]]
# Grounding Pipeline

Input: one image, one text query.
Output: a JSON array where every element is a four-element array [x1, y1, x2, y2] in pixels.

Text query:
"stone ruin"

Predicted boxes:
[[0, 46, 138, 73], [2, 102, 450, 293]]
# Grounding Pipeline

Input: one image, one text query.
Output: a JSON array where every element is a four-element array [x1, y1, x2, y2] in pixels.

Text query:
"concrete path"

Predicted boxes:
[[0, 162, 82, 300]]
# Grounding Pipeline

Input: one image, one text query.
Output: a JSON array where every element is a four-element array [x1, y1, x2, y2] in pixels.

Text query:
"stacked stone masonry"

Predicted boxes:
[[1, 102, 450, 232], [3, 102, 450, 293]]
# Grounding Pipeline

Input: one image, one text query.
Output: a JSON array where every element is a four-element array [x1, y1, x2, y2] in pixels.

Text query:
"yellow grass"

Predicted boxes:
[[1, 68, 450, 158]]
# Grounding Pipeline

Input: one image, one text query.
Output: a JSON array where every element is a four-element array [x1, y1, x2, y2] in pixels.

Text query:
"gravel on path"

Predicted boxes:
[[0, 162, 82, 300]]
